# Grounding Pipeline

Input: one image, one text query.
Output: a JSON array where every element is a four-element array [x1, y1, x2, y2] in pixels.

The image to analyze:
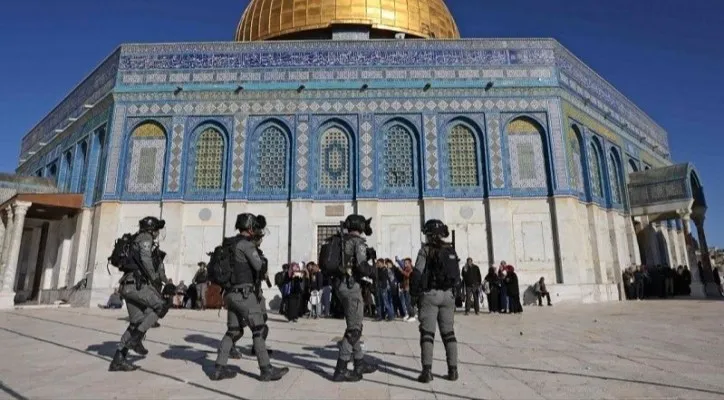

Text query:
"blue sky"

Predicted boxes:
[[0, 0, 722, 244]]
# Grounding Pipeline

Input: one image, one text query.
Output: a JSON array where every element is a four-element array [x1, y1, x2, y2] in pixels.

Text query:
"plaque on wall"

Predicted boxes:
[[325, 205, 345, 217]]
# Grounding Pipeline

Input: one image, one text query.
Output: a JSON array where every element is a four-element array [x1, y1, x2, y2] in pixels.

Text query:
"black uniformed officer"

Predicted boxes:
[[109, 216, 169, 372], [332, 214, 378, 382], [414, 219, 460, 383], [211, 213, 288, 382]]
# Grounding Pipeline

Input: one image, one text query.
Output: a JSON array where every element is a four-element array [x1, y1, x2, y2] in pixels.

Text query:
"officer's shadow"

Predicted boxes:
[[302, 344, 426, 381], [160, 335, 256, 380], [86, 341, 143, 363]]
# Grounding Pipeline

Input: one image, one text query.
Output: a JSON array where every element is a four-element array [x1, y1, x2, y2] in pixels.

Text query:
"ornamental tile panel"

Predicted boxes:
[[589, 142, 604, 198], [487, 114, 504, 189], [167, 117, 185, 192], [509, 134, 546, 189], [231, 114, 248, 191], [360, 116, 374, 191], [105, 104, 127, 194], [547, 101, 569, 190], [423, 115, 440, 190], [296, 120, 309, 192]]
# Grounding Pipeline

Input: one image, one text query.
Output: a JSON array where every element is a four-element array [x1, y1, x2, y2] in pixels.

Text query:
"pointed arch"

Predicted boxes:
[[76, 140, 89, 193], [383, 123, 415, 189], [505, 116, 552, 192], [587, 137, 605, 199], [125, 121, 168, 194], [608, 148, 624, 204], [446, 122, 480, 187], [61, 150, 73, 192], [627, 158, 639, 174], [567, 124, 587, 196], [318, 125, 352, 192], [248, 120, 292, 199], [192, 125, 226, 191]]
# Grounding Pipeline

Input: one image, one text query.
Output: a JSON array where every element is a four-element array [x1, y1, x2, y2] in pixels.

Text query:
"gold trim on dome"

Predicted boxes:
[[236, 0, 460, 42]]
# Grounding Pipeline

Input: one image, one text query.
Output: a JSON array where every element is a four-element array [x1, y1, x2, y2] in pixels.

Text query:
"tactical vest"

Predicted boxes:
[[231, 238, 255, 286]]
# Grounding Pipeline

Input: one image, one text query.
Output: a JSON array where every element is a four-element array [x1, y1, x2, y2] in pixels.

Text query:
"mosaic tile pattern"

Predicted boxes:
[[193, 128, 224, 190], [423, 115, 440, 190], [547, 101, 568, 190], [360, 115, 374, 191], [486, 113, 504, 189], [509, 134, 546, 189], [447, 124, 479, 187], [231, 114, 248, 191], [295, 120, 309, 191], [319, 128, 350, 191], [253, 126, 288, 192], [384, 125, 415, 189], [589, 142, 604, 198], [608, 152, 622, 203], [104, 104, 127, 194], [167, 117, 185, 192], [126, 123, 167, 194], [567, 126, 585, 195]]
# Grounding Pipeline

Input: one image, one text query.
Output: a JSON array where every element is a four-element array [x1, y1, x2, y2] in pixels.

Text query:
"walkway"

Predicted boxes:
[[1, 300, 723, 399]]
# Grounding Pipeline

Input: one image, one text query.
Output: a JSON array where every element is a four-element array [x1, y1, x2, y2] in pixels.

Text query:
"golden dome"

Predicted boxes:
[[236, 0, 460, 41]]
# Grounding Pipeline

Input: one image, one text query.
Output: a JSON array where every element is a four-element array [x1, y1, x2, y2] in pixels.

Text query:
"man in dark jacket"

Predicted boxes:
[[462, 258, 482, 315], [193, 262, 209, 310]]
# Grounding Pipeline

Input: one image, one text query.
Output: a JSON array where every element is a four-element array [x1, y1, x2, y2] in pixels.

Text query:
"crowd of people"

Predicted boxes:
[[270, 257, 557, 321], [622, 264, 697, 300]]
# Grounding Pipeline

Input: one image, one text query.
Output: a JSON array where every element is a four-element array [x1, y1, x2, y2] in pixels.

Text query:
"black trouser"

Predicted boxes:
[[537, 291, 551, 305], [635, 282, 644, 299], [465, 286, 480, 313]]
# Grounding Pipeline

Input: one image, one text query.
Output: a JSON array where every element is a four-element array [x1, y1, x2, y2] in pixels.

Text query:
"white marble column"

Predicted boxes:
[[680, 213, 705, 297], [0, 207, 15, 282], [0, 201, 31, 308]]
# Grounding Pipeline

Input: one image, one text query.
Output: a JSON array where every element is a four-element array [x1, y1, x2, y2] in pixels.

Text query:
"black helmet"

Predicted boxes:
[[344, 214, 372, 236], [422, 219, 449, 238], [139, 216, 165, 232], [252, 214, 268, 238], [235, 213, 256, 232]]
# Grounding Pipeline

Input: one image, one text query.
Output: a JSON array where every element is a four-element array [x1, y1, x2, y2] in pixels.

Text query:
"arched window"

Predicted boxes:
[[447, 124, 479, 187], [126, 122, 166, 194], [383, 125, 414, 188], [507, 118, 547, 189], [62, 151, 73, 192], [627, 159, 639, 174], [567, 125, 585, 195], [588, 142, 603, 198], [47, 162, 58, 184], [77, 141, 88, 193], [255, 125, 288, 191], [608, 152, 623, 203], [193, 127, 225, 190], [319, 128, 350, 190], [93, 128, 107, 202]]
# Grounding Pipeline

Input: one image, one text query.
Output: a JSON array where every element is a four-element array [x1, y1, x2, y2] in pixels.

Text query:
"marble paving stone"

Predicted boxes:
[[2, 300, 724, 399]]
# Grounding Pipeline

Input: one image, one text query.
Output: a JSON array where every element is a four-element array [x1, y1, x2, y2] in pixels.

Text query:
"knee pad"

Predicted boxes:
[[226, 329, 243, 342], [155, 303, 169, 318], [261, 325, 269, 340], [251, 324, 268, 339], [441, 331, 457, 345], [420, 328, 435, 345], [344, 329, 362, 345]]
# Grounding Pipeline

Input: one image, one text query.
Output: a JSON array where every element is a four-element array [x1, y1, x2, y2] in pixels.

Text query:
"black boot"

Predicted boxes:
[[353, 358, 378, 375], [418, 366, 433, 383], [130, 340, 148, 356], [448, 366, 459, 381], [332, 359, 362, 382], [109, 349, 137, 372], [259, 365, 289, 382], [229, 346, 242, 360], [210, 365, 237, 381]]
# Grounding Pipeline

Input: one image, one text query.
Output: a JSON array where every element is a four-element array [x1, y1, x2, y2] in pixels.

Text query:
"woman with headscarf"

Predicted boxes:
[[498, 267, 509, 313], [505, 265, 523, 314], [286, 263, 304, 322], [484, 267, 500, 313]]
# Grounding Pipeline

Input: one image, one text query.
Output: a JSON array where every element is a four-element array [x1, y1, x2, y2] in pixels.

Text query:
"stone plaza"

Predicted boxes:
[[2, 300, 724, 399]]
